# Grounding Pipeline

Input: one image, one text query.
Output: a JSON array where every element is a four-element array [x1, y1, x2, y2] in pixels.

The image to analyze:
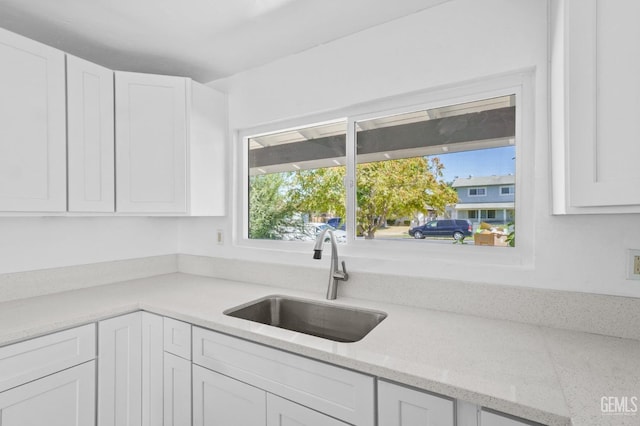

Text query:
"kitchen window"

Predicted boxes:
[[240, 73, 531, 254], [247, 120, 346, 241]]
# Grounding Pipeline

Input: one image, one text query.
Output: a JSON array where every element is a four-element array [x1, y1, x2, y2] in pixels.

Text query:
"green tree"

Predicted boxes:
[[288, 157, 458, 239], [357, 157, 457, 238], [248, 173, 294, 239], [289, 166, 346, 221]]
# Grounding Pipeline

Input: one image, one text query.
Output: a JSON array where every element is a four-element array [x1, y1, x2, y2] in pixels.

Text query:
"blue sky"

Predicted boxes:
[[428, 146, 516, 183]]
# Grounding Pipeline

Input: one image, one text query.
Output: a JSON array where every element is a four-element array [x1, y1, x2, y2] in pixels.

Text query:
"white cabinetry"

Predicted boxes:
[[115, 71, 226, 215], [551, 0, 640, 213], [163, 317, 192, 426], [0, 26, 226, 216], [267, 394, 349, 426], [142, 312, 164, 426], [98, 312, 143, 426], [0, 324, 96, 425], [378, 380, 454, 426], [67, 55, 115, 212], [0, 27, 66, 212], [164, 352, 192, 426], [164, 316, 192, 359], [115, 72, 187, 213], [193, 364, 265, 426], [193, 326, 375, 425], [0, 361, 96, 426]]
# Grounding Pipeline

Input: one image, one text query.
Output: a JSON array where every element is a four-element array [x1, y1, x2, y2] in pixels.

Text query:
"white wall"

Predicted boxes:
[[0, 217, 178, 274], [179, 0, 640, 298]]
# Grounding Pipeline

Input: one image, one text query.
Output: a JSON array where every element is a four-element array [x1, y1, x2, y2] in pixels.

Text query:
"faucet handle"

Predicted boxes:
[[341, 261, 349, 281]]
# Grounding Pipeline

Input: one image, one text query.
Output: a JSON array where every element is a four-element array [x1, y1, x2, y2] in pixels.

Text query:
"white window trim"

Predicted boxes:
[[499, 185, 515, 196], [468, 187, 487, 197], [233, 70, 535, 269]]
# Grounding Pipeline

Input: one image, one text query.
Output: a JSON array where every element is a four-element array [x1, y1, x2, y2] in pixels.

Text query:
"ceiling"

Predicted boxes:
[[0, 0, 450, 83]]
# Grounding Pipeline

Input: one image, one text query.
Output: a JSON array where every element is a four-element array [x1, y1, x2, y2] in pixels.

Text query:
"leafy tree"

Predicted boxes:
[[248, 173, 295, 239], [356, 157, 457, 238], [289, 166, 346, 221], [287, 157, 457, 239]]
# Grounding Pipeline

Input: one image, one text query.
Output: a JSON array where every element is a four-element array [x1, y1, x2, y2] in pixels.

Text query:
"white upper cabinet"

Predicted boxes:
[[0, 27, 66, 212], [115, 71, 226, 215], [551, 0, 640, 213], [0, 27, 226, 216], [67, 55, 115, 212], [115, 72, 188, 213]]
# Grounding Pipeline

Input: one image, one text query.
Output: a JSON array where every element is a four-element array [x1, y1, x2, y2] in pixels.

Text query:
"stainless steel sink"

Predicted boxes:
[[224, 295, 387, 343]]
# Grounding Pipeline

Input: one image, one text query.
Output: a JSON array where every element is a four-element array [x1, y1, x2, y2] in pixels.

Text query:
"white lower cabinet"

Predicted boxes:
[[164, 352, 192, 426], [98, 312, 143, 426], [192, 326, 375, 425], [0, 360, 95, 426], [267, 394, 349, 426], [193, 364, 265, 426], [0, 325, 97, 426], [0, 311, 537, 426], [142, 312, 164, 426], [378, 380, 454, 426]]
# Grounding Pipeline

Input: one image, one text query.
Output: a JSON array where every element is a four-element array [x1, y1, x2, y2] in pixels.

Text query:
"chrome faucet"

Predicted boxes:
[[313, 228, 349, 300]]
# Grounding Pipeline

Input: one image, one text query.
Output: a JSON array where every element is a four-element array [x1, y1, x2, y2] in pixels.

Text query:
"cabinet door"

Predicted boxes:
[[193, 364, 266, 426], [188, 81, 227, 216], [267, 394, 348, 426], [0, 323, 95, 393], [98, 312, 143, 426], [193, 326, 374, 425], [0, 360, 95, 426], [378, 380, 454, 426], [142, 312, 164, 426], [0, 27, 66, 212], [164, 352, 191, 426], [164, 316, 192, 359], [115, 71, 187, 213], [553, 0, 640, 212], [67, 55, 115, 212]]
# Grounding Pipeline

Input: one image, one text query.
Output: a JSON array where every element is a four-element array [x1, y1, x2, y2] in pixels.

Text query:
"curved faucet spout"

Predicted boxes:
[[312, 228, 348, 300]]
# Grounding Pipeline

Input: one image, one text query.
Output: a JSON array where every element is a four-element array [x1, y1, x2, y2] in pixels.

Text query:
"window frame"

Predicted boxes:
[[500, 185, 515, 196], [234, 71, 535, 268], [468, 187, 487, 197]]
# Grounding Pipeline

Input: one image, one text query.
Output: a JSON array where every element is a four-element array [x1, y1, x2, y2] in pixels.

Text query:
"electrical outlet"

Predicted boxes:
[[627, 249, 640, 280], [216, 229, 224, 245]]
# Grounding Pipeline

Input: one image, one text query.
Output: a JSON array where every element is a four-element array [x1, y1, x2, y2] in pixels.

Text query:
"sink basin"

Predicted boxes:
[[224, 295, 387, 343]]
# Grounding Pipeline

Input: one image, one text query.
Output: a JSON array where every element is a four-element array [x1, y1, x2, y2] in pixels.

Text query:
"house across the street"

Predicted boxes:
[[451, 175, 515, 226]]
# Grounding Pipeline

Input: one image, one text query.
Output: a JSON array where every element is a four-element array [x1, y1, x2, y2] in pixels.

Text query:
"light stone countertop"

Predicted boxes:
[[0, 272, 638, 426]]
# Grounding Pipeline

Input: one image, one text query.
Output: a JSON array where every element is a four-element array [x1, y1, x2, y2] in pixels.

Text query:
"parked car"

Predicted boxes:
[[408, 219, 472, 241]]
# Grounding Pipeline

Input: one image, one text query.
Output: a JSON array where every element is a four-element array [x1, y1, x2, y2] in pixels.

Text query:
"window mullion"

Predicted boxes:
[[346, 118, 357, 242]]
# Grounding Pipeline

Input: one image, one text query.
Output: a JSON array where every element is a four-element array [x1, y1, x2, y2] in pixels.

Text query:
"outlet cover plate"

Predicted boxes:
[[626, 249, 640, 280]]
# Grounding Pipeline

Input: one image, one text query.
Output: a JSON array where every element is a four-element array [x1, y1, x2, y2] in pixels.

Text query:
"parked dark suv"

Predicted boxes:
[[408, 219, 472, 241]]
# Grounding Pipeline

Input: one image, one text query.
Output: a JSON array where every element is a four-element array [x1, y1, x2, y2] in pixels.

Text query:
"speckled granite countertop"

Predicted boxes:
[[0, 273, 638, 426]]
